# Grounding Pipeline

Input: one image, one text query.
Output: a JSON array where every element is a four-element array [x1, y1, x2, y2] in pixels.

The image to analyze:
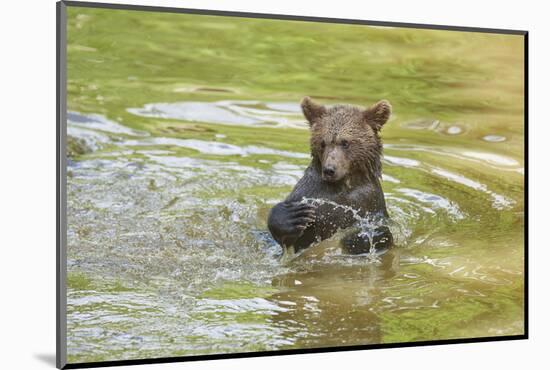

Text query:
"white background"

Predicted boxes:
[[0, 0, 546, 368]]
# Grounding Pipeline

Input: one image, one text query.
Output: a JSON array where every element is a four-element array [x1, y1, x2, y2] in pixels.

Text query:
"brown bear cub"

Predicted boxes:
[[267, 97, 393, 255]]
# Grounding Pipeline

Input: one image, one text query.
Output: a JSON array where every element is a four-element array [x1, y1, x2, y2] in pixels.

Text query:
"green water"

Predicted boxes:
[[65, 7, 525, 364]]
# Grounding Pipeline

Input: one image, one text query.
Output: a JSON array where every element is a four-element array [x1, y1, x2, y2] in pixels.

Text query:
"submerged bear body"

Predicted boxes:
[[267, 97, 394, 254]]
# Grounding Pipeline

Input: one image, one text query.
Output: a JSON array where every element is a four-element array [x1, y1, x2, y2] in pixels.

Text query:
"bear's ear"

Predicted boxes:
[[364, 100, 392, 131], [301, 96, 326, 125]]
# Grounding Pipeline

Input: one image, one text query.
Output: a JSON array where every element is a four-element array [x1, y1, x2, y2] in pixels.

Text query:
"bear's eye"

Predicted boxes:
[[341, 140, 349, 149]]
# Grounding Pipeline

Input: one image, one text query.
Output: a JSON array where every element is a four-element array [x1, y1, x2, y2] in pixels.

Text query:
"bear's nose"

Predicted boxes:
[[323, 167, 335, 177]]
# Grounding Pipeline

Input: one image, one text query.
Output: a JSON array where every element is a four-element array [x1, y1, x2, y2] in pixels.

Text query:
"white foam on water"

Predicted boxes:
[[396, 188, 464, 220], [128, 102, 260, 125], [128, 100, 308, 128], [125, 137, 244, 155], [461, 151, 519, 167], [145, 155, 214, 169], [67, 126, 111, 151], [68, 111, 148, 136], [382, 174, 400, 183], [197, 297, 290, 314], [446, 126, 463, 135], [123, 137, 309, 159], [384, 155, 421, 168], [483, 135, 506, 142], [384, 144, 522, 172], [431, 168, 514, 210]]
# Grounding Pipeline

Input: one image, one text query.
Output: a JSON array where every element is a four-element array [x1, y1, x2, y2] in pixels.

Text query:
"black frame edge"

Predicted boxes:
[[523, 32, 529, 338]]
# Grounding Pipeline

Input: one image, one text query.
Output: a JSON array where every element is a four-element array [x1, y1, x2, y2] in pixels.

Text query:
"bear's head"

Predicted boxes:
[[301, 96, 391, 183]]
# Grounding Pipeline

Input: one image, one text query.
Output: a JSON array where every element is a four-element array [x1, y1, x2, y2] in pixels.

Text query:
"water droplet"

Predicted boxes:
[[483, 134, 506, 142], [446, 126, 462, 135]]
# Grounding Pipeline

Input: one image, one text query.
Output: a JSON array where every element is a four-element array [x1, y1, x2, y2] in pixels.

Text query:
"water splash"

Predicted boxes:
[[298, 197, 398, 261]]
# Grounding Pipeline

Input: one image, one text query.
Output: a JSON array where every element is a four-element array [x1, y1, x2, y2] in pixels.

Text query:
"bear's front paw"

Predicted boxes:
[[268, 201, 316, 244], [284, 202, 317, 235]]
